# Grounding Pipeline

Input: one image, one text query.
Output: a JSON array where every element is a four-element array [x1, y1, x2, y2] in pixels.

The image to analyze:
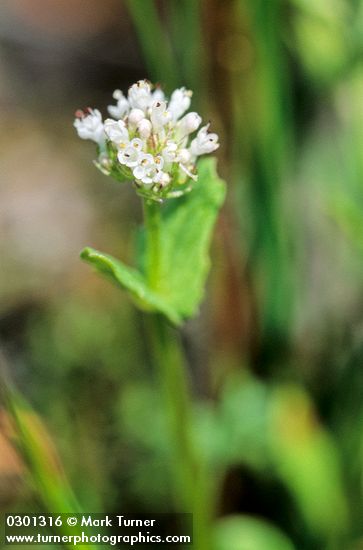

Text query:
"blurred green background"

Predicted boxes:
[[1, 0, 363, 548]]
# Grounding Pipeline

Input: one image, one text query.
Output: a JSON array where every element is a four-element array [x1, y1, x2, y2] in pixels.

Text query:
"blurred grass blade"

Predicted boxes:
[[167, 0, 204, 95], [124, 0, 178, 89], [234, 0, 296, 350], [2, 376, 101, 550]]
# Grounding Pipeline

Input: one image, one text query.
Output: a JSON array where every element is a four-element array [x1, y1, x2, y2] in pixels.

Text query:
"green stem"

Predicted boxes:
[[234, 0, 295, 354], [148, 314, 195, 505], [143, 199, 162, 291], [142, 200, 212, 550], [147, 315, 212, 550]]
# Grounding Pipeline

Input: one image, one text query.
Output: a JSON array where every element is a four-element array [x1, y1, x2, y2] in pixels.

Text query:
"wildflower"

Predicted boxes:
[[117, 138, 143, 167], [137, 119, 152, 139], [74, 108, 105, 144], [168, 87, 192, 121], [190, 124, 220, 156], [150, 101, 172, 134], [133, 153, 155, 184], [128, 108, 145, 131], [74, 79, 220, 200], [152, 87, 165, 102], [107, 90, 129, 119], [162, 141, 178, 163], [128, 80, 152, 111], [104, 119, 128, 144], [154, 170, 171, 188], [132, 154, 166, 186], [176, 112, 202, 140]]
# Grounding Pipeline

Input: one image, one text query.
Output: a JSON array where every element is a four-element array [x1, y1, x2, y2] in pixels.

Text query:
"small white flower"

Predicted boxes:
[[154, 170, 171, 187], [75, 79, 220, 197], [118, 138, 144, 167], [190, 124, 219, 156], [154, 155, 164, 170], [128, 80, 152, 111], [150, 100, 172, 133], [130, 137, 144, 150], [133, 154, 164, 185], [128, 108, 145, 131], [177, 148, 191, 164], [176, 112, 202, 139], [168, 87, 192, 121], [74, 108, 105, 144], [133, 153, 155, 184], [96, 152, 113, 175], [152, 87, 165, 102], [104, 119, 129, 145], [107, 89, 129, 119], [162, 141, 178, 163]]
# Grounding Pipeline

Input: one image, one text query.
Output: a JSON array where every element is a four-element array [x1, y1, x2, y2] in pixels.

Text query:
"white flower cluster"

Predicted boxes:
[[74, 80, 219, 199]]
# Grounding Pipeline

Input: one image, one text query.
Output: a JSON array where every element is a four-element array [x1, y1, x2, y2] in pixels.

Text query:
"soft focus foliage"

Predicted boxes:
[[1, 1, 363, 549]]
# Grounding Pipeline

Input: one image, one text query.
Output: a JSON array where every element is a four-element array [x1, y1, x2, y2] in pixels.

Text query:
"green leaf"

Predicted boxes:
[[81, 158, 225, 324], [80, 248, 181, 325], [145, 157, 226, 319], [193, 374, 270, 471], [214, 516, 295, 550]]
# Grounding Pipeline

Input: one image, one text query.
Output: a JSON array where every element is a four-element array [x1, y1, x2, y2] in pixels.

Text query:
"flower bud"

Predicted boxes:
[[177, 112, 201, 139], [107, 90, 129, 119], [137, 118, 152, 139], [74, 108, 105, 144], [154, 171, 171, 187], [178, 148, 191, 164], [128, 108, 145, 130]]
